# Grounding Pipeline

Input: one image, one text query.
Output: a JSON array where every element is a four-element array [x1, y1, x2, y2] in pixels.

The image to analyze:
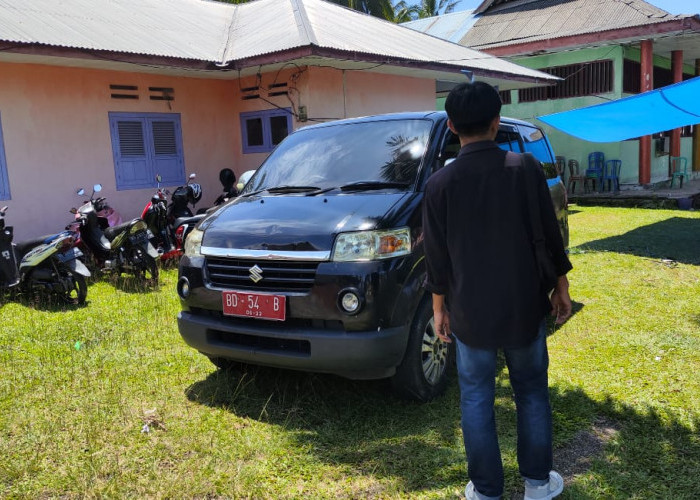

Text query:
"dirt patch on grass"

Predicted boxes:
[[504, 417, 619, 500], [554, 417, 619, 483]]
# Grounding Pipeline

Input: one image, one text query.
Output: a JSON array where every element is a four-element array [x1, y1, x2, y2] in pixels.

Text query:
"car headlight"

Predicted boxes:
[[184, 228, 203, 257], [332, 228, 411, 262]]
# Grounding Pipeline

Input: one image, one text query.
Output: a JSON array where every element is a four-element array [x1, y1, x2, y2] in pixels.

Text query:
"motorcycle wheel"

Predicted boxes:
[[62, 271, 88, 305], [135, 253, 159, 283]]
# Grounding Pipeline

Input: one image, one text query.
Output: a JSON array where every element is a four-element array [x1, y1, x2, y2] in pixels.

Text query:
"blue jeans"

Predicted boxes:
[[455, 321, 552, 499]]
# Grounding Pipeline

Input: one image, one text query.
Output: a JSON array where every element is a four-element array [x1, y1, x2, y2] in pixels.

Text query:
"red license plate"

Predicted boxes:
[[222, 291, 286, 321]]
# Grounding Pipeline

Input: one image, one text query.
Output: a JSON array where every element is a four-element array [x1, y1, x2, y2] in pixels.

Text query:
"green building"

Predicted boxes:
[[405, 0, 700, 190]]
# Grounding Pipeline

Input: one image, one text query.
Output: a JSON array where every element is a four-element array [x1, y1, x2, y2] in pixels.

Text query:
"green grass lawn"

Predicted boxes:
[[1, 205, 699, 499]]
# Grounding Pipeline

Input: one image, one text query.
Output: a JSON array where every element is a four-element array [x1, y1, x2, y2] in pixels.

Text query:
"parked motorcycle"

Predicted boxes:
[[72, 184, 159, 283], [171, 169, 239, 255], [141, 175, 179, 262], [0, 206, 90, 304]]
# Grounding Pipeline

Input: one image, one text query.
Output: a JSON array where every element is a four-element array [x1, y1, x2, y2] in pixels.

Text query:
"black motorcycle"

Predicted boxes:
[[171, 169, 239, 254], [72, 184, 159, 283], [1, 205, 90, 304], [141, 175, 179, 262]]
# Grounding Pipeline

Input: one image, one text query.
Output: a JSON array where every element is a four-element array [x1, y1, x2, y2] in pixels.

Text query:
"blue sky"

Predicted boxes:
[[453, 0, 697, 15]]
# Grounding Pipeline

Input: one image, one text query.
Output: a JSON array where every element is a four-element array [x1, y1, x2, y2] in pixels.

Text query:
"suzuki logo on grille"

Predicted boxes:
[[249, 264, 263, 283]]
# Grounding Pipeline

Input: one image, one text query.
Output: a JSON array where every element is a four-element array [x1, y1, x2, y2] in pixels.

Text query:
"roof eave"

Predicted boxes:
[[224, 45, 560, 87], [476, 16, 700, 57]]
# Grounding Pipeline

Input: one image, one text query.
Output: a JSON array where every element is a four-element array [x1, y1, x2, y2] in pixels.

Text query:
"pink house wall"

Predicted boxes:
[[0, 61, 438, 240], [0, 61, 239, 240]]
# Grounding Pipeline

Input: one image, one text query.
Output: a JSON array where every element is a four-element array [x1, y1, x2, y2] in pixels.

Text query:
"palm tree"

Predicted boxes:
[[413, 0, 459, 18], [330, 0, 397, 20]]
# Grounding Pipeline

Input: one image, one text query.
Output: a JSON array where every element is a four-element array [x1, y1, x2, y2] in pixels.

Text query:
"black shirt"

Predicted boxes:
[[422, 140, 572, 349]]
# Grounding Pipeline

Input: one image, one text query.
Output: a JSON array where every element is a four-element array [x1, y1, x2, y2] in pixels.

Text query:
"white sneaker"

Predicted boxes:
[[523, 471, 564, 500], [465, 481, 479, 500]]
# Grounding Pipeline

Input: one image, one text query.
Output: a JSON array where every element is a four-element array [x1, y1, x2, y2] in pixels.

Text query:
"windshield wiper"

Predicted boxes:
[[339, 181, 411, 192], [266, 185, 322, 194], [242, 186, 321, 197]]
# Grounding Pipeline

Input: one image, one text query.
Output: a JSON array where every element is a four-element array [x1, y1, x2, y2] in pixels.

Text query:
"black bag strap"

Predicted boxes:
[[505, 151, 546, 247]]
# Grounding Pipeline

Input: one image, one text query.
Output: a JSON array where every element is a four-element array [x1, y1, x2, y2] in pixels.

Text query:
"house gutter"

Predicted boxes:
[[225, 45, 559, 86], [0, 41, 558, 87]]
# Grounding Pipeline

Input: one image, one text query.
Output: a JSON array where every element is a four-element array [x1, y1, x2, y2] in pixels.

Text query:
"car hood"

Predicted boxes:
[[200, 192, 410, 252]]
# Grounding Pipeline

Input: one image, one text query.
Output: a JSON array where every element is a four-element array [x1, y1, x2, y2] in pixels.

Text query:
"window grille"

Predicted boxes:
[[519, 60, 614, 102]]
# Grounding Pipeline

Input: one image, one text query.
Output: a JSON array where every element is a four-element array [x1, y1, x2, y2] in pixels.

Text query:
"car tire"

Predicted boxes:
[[207, 356, 244, 372], [390, 297, 454, 402]]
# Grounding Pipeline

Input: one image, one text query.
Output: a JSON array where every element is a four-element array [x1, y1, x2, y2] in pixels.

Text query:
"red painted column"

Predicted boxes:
[[639, 39, 653, 185], [669, 50, 683, 169]]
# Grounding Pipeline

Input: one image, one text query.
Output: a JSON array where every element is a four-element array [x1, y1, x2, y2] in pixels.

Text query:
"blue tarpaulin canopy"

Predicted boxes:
[[538, 76, 700, 142]]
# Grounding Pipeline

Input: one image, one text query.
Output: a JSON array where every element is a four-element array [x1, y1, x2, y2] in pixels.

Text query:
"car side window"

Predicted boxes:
[[437, 130, 461, 170], [495, 130, 522, 152], [517, 125, 558, 179]]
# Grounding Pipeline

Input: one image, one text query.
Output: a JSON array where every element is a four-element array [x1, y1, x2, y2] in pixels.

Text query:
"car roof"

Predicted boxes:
[[297, 111, 538, 130]]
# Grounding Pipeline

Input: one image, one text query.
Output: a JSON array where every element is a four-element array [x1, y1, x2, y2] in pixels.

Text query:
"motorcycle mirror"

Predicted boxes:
[[77, 188, 85, 196], [0, 205, 7, 215], [156, 174, 162, 183], [93, 184, 103, 193], [188, 173, 197, 180], [69, 208, 78, 214]]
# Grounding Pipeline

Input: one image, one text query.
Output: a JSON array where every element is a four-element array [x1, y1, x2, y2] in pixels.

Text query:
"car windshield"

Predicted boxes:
[[242, 119, 432, 194]]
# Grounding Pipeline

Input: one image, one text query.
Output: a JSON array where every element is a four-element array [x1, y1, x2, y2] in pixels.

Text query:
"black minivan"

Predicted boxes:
[[176, 111, 568, 401]]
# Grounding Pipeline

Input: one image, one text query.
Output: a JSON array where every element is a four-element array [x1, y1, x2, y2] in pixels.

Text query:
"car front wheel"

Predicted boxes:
[[390, 298, 454, 402]]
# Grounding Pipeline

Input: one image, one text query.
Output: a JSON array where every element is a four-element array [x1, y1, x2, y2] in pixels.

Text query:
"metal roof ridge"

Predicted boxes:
[[218, 3, 241, 65], [291, 0, 318, 47]]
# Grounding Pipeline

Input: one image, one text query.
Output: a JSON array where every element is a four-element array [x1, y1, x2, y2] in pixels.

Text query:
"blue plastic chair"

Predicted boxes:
[[585, 152, 605, 192], [603, 159, 621, 192], [670, 156, 688, 188]]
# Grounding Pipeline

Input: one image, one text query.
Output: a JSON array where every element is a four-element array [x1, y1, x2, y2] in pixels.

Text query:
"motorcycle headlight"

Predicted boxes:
[[184, 228, 204, 257], [332, 228, 411, 262]]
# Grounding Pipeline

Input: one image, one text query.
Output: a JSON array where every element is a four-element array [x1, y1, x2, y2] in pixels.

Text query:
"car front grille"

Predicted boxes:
[[205, 257, 319, 293]]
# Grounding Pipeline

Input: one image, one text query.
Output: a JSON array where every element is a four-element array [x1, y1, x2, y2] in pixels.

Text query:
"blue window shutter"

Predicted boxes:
[[109, 112, 185, 190], [149, 119, 184, 186], [241, 108, 292, 154], [0, 113, 10, 200]]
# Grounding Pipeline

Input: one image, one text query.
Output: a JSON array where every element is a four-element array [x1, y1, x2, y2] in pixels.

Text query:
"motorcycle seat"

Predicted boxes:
[[14, 234, 58, 259], [103, 218, 141, 242], [174, 214, 204, 229]]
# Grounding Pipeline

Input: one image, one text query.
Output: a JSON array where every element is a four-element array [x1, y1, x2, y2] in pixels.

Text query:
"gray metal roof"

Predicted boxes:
[[460, 0, 686, 50], [0, 0, 558, 86], [0, 0, 234, 61], [402, 9, 478, 44]]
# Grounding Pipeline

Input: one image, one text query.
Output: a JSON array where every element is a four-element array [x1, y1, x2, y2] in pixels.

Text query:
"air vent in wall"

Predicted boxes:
[[110, 84, 139, 100], [149, 87, 174, 101], [268, 82, 289, 97]]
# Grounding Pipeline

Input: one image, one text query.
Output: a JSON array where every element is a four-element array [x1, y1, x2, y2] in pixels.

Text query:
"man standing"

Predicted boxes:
[[422, 82, 572, 500]]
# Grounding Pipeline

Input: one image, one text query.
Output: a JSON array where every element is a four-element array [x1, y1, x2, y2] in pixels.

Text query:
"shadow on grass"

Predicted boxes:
[[572, 217, 700, 265], [185, 365, 699, 498], [0, 290, 89, 312], [101, 274, 160, 294]]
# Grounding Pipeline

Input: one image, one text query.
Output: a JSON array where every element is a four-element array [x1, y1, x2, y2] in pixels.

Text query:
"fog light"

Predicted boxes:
[[340, 291, 360, 314], [177, 277, 190, 299]]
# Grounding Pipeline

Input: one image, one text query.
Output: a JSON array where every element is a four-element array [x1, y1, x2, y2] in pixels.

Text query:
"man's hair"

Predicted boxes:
[[445, 81, 502, 137]]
